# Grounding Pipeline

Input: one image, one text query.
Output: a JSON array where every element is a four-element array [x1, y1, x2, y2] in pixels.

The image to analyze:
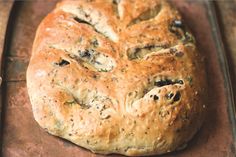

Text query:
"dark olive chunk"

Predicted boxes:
[[154, 79, 172, 87], [154, 79, 184, 87], [173, 91, 181, 102], [176, 80, 184, 84], [153, 95, 159, 101], [55, 59, 70, 67], [166, 93, 174, 99], [172, 20, 184, 28], [79, 49, 92, 58], [169, 19, 185, 39]]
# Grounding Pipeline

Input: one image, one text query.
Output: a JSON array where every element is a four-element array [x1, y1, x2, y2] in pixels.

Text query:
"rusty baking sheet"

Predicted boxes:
[[1, 1, 235, 157], [0, 0, 14, 152]]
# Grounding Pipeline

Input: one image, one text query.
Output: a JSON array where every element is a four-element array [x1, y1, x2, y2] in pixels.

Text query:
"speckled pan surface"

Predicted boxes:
[[1, 0, 235, 157]]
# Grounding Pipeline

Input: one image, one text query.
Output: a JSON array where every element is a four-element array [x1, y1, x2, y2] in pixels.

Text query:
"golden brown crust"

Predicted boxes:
[[27, 0, 207, 156]]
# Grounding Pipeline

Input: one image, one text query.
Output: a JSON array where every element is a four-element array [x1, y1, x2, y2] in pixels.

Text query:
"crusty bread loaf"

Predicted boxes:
[[27, 0, 207, 156]]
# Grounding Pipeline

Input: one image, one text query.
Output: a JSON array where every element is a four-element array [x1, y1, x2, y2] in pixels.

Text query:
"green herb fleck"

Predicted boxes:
[[186, 76, 193, 85], [76, 37, 83, 44], [99, 69, 109, 72], [91, 37, 99, 48], [64, 100, 76, 106]]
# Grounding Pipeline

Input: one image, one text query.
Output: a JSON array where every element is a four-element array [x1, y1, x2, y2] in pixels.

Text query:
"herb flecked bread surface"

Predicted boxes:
[[27, 0, 207, 156]]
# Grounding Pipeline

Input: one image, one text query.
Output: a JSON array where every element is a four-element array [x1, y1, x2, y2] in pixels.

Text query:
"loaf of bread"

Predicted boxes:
[[27, 0, 207, 156]]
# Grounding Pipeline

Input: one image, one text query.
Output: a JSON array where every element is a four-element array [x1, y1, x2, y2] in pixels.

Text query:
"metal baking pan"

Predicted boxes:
[[0, 0, 235, 156]]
